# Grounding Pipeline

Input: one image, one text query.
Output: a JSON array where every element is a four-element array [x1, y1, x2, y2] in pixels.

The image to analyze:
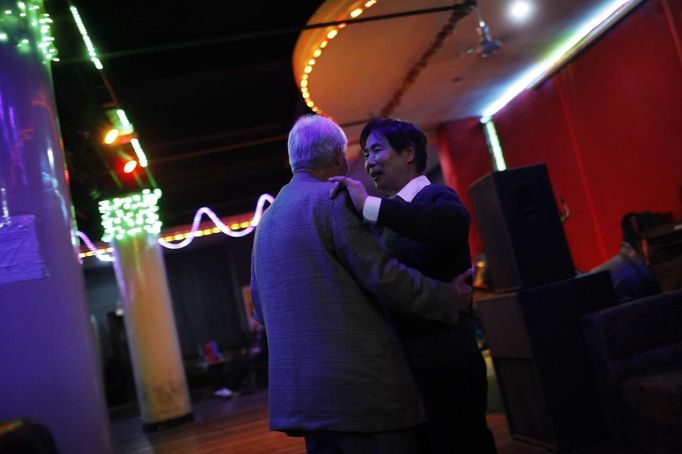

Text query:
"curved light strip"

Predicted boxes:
[[76, 231, 114, 261], [300, 0, 381, 115], [158, 194, 274, 249], [78, 193, 274, 261]]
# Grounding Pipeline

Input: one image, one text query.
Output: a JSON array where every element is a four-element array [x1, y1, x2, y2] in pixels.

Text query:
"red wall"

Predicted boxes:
[[438, 0, 682, 271]]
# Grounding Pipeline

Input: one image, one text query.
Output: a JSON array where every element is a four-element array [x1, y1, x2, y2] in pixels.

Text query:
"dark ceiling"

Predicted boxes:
[[46, 0, 325, 239]]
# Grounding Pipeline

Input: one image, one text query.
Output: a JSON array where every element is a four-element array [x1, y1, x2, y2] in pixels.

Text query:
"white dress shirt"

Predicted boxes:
[[362, 175, 431, 223]]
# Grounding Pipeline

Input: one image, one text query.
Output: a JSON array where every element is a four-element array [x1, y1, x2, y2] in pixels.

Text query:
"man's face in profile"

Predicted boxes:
[[364, 132, 412, 196]]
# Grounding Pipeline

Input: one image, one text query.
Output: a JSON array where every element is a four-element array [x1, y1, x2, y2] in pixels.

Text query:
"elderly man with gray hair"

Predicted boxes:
[[250, 114, 472, 454]]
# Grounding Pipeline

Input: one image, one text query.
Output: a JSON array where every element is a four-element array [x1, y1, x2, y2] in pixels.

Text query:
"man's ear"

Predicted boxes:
[[403, 146, 416, 164], [334, 146, 348, 173]]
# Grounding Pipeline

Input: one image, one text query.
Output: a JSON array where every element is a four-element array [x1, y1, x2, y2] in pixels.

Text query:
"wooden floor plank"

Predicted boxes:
[[111, 390, 626, 454]]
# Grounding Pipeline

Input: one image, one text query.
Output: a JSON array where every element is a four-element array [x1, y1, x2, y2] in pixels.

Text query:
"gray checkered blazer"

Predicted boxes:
[[251, 171, 459, 433]]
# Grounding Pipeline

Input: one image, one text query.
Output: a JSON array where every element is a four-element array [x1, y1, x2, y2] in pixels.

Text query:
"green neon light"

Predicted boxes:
[[99, 188, 163, 242], [116, 109, 131, 129], [104, 107, 149, 167], [482, 119, 506, 171], [130, 138, 148, 167], [105, 107, 134, 135], [69, 4, 103, 70], [0, 0, 59, 63]]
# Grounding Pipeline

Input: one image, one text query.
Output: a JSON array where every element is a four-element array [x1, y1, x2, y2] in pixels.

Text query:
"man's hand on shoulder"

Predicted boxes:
[[328, 176, 368, 214]]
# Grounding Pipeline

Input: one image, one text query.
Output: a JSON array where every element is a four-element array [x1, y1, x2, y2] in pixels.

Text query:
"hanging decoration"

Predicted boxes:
[[99, 188, 163, 242], [379, 0, 475, 117], [0, 0, 58, 63]]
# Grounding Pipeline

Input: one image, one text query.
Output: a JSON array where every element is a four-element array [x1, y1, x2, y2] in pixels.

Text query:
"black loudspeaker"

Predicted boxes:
[[469, 164, 575, 292], [478, 271, 616, 451]]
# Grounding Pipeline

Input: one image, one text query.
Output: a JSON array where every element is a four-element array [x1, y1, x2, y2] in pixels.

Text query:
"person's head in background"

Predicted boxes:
[[360, 118, 428, 196], [288, 114, 348, 178]]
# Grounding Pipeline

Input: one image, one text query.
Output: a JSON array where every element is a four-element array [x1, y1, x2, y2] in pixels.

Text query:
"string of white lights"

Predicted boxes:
[[78, 193, 274, 261], [158, 194, 274, 249], [76, 230, 114, 262]]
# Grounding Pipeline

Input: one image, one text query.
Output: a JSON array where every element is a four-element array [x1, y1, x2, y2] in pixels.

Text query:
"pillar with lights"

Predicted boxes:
[[0, 1, 113, 452], [100, 189, 193, 430]]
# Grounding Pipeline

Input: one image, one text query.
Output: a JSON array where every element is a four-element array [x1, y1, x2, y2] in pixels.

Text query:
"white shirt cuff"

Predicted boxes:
[[362, 196, 381, 224]]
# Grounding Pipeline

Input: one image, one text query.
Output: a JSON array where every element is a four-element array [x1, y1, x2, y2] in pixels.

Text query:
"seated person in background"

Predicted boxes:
[[590, 212, 664, 302], [214, 324, 267, 398]]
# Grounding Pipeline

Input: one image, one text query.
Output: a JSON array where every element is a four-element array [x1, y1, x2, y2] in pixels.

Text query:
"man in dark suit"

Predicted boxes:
[[330, 118, 496, 454], [250, 115, 473, 454]]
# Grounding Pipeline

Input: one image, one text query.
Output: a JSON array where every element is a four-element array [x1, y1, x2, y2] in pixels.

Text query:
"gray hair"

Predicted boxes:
[[287, 115, 348, 171]]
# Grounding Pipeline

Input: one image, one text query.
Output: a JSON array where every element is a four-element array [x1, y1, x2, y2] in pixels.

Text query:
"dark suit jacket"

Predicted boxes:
[[250, 172, 460, 433], [378, 184, 479, 368]]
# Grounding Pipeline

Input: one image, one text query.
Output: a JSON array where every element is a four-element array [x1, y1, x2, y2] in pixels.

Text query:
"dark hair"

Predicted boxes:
[[360, 118, 428, 173]]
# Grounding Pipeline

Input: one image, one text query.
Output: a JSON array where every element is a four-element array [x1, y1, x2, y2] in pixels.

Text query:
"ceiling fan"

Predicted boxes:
[[475, 1, 503, 57]]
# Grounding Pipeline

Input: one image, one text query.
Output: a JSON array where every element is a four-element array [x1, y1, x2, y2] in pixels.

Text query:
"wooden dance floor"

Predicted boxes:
[[111, 389, 626, 454]]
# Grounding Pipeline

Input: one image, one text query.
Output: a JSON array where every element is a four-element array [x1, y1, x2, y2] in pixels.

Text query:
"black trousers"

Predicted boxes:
[[412, 352, 497, 454], [304, 427, 418, 454]]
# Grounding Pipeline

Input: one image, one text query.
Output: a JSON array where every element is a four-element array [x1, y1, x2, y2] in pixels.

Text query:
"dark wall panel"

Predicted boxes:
[[437, 117, 494, 259]]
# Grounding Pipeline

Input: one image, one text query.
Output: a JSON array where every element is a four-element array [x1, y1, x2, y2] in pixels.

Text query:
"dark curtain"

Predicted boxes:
[[164, 239, 248, 356]]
